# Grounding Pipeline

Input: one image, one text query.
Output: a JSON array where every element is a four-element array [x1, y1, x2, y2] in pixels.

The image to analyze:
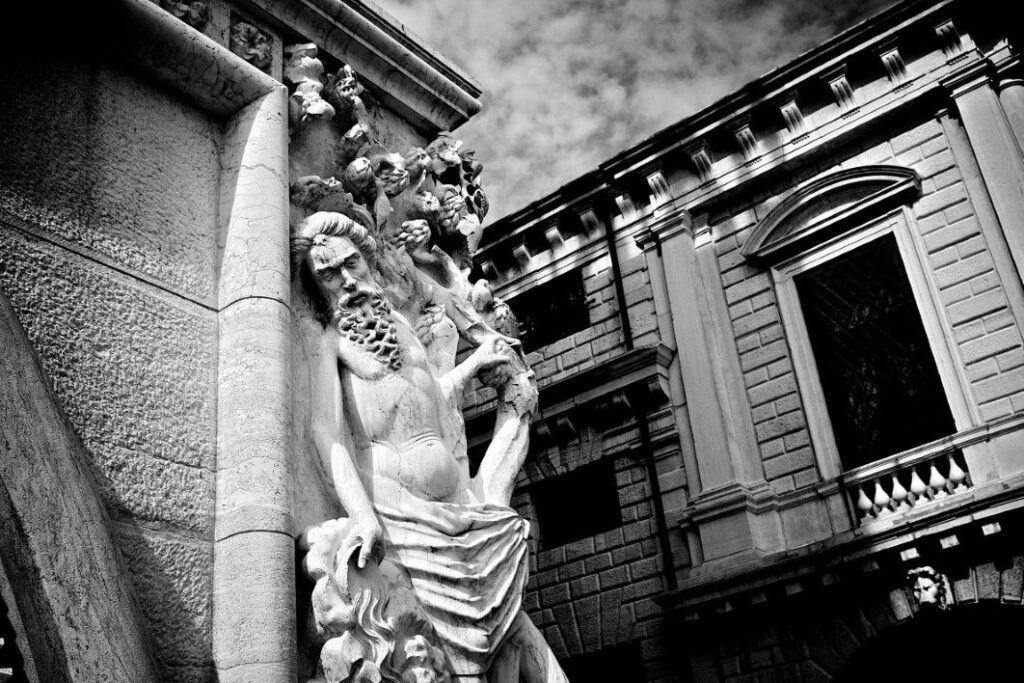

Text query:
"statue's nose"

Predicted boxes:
[[341, 269, 357, 290]]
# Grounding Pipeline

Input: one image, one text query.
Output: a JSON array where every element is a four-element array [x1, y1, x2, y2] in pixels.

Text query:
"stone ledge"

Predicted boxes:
[[658, 473, 1024, 616]]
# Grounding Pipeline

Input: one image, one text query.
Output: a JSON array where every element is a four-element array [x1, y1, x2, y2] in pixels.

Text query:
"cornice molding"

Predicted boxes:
[[240, 0, 482, 132]]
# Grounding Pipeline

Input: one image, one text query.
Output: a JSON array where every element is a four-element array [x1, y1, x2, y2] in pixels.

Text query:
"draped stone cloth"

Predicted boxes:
[[374, 482, 530, 676]]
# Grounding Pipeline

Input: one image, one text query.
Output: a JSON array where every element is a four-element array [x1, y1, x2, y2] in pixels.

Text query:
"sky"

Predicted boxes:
[[375, 0, 897, 221]]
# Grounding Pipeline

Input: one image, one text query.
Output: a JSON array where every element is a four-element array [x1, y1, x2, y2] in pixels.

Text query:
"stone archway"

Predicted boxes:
[[836, 602, 1024, 680]]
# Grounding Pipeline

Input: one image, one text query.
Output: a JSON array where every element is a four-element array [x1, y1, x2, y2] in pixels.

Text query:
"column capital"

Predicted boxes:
[[637, 205, 693, 250], [941, 56, 993, 98]]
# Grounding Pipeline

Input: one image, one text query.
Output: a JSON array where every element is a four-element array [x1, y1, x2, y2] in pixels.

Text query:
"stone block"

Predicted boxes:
[[1000, 555, 1024, 602], [725, 272, 772, 306], [748, 374, 798, 407], [913, 183, 968, 220], [948, 289, 1006, 325], [552, 604, 581, 654], [564, 537, 596, 562], [974, 365, 1024, 404], [541, 583, 571, 606], [934, 251, 995, 290], [754, 411, 805, 443], [977, 561, 1002, 601], [960, 327, 1022, 364], [571, 575, 600, 598], [780, 500, 831, 546], [623, 520, 652, 543], [599, 565, 630, 589], [741, 339, 789, 373]]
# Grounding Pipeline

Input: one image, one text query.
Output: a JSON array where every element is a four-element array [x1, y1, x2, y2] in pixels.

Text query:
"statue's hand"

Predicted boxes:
[[470, 335, 512, 376], [343, 513, 385, 569]]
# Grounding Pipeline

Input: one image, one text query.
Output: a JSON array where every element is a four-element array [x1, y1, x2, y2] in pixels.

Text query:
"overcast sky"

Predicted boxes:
[[375, 0, 896, 220]]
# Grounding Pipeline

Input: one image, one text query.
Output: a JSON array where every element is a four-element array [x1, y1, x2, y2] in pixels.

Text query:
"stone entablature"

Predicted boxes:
[[475, 0, 993, 296], [659, 487, 1024, 622], [149, 0, 482, 132]]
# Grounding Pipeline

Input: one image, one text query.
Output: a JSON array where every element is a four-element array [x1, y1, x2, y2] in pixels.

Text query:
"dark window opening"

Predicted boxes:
[[530, 458, 621, 549], [794, 233, 955, 471], [560, 641, 644, 682], [508, 269, 590, 353]]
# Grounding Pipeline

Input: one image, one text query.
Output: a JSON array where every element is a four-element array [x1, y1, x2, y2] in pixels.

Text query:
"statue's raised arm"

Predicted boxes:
[[290, 120, 566, 681]]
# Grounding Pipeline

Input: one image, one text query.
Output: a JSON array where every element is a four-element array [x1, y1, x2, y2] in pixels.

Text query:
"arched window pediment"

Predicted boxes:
[[740, 165, 921, 261]]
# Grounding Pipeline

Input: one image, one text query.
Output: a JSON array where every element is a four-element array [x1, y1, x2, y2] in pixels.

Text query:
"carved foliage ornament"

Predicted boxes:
[[160, 0, 209, 28], [287, 53, 552, 680], [230, 21, 272, 70], [285, 44, 335, 129]]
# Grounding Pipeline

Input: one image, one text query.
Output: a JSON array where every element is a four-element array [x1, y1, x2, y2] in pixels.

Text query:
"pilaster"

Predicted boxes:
[[640, 208, 780, 562], [944, 59, 1024, 284]]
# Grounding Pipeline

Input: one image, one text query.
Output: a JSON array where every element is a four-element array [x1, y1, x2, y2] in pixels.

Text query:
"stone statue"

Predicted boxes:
[[292, 212, 568, 682], [907, 566, 949, 610]]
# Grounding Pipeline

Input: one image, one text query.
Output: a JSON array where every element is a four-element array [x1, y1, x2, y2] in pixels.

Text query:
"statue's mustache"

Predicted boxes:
[[340, 285, 379, 309]]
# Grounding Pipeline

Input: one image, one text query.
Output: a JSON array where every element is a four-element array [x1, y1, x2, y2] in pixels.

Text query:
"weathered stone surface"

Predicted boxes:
[[0, 59, 220, 302], [114, 524, 214, 680], [0, 227, 216, 531], [1, 290, 160, 683]]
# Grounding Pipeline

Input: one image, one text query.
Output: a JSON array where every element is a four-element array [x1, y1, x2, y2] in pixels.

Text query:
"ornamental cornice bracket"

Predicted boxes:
[[821, 63, 856, 111], [683, 140, 714, 184], [576, 206, 605, 239]]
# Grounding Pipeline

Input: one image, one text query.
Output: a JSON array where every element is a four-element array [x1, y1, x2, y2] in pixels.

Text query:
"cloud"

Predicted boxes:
[[376, 0, 896, 220]]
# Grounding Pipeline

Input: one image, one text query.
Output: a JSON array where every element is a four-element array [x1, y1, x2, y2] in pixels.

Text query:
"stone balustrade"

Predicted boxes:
[[845, 446, 971, 525]]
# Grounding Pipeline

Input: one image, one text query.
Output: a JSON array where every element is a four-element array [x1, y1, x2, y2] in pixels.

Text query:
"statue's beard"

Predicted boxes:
[[331, 289, 403, 372]]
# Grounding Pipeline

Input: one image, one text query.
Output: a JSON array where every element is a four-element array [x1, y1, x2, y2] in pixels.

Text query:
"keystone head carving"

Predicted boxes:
[[908, 566, 948, 610]]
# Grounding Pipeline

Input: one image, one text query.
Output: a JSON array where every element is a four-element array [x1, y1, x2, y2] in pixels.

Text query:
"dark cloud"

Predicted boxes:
[[375, 0, 896, 219]]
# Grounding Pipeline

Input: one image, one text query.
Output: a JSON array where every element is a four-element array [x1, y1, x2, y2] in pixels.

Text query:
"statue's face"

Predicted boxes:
[[308, 235, 377, 313], [913, 576, 939, 605]]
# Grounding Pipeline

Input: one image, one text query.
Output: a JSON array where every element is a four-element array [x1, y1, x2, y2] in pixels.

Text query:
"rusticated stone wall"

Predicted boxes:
[[711, 115, 1024, 491], [0, 56, 220, 681]]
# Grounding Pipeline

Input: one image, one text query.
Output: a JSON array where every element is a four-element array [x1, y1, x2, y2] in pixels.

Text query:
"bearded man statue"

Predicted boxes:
[[291, 212, 568, 683]]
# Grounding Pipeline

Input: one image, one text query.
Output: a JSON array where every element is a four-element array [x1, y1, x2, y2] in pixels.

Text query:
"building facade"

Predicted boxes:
[[468, 0, 1024, 679]]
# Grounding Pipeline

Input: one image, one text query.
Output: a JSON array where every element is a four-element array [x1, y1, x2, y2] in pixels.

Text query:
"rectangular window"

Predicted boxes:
[[530, 458, 621, 549], [793, 233, 955, 469], [508, 269, 590, 353], [780, 225, 960, 472]]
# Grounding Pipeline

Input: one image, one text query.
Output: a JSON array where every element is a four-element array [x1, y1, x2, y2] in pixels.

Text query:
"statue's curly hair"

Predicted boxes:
[[292, 211, 378, 326]]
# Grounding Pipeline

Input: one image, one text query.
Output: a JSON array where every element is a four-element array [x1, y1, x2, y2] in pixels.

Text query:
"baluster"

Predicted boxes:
[[947, 453, 968, 492], [890, 473, 909, 512], [909, 467, 927, 505], [872, 480, 891, 516], [856, 485, 873, 520], [928, 462, 948, 500]]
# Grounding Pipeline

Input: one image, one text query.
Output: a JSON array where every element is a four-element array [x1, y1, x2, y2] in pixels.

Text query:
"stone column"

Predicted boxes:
[[998, 77, 1024, 154], [213, 86, 296, 682], [945, 63, 1024, 283], [642, 208, 780, 562]]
